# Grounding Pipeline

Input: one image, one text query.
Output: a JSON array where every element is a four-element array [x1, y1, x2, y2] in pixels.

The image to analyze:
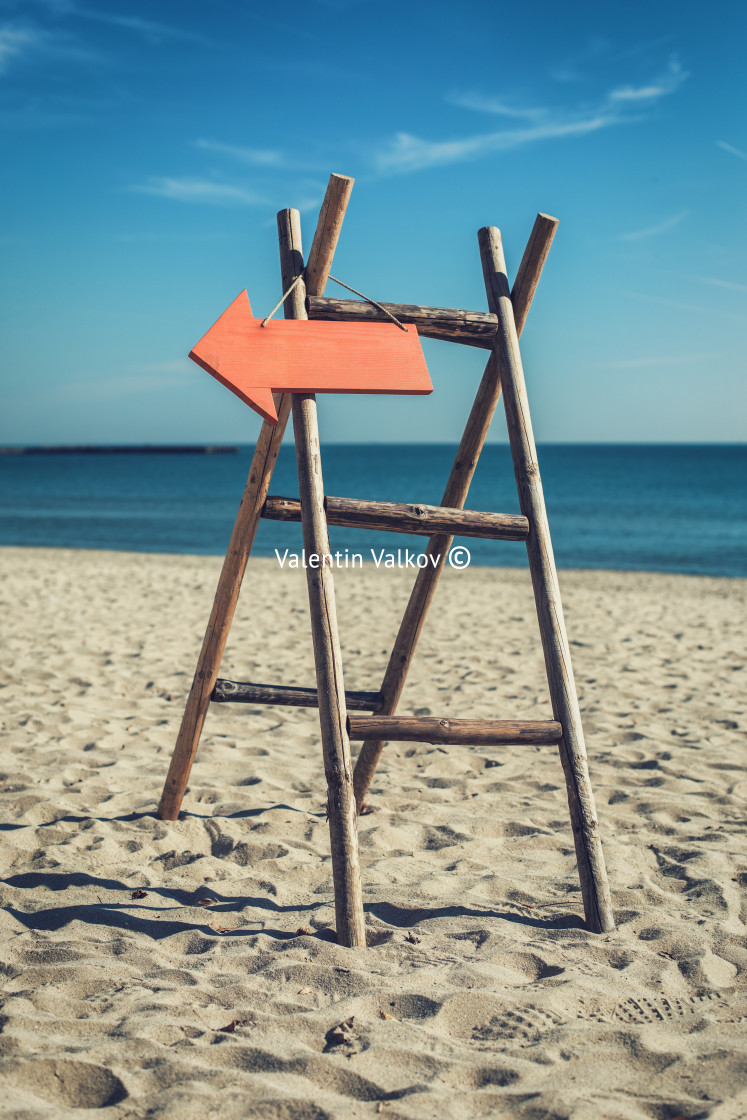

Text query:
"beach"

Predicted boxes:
[[1, 545, 745, 1118]]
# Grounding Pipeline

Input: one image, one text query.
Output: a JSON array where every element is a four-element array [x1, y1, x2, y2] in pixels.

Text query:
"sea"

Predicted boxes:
[[0, 444, 744, 578]]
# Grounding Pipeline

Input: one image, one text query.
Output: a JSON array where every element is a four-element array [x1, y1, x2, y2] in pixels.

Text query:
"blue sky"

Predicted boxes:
[[1, 0, 745, 445]]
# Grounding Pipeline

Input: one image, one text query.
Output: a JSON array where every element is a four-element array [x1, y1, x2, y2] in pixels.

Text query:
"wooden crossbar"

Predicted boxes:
[[347, 716, 562, 746], [307, 295, 498, 349], [212, 679, 383, 711], [262, 495, 529, 540]]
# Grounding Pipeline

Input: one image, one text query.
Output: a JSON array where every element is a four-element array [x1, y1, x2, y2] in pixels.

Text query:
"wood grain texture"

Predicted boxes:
[[156, 173, 353, 822], [348, 716, 562, 746], [307, 295, 498, 348], [305, 174, 354, 296], [352, 213, 559, 813], [479, 224, 614, 935], [287, 214, 366, 949], [292, 386, 366, 948], [262, 495, 529, 541], [212, 679, 383, 712], [190, 292, 432, 425]]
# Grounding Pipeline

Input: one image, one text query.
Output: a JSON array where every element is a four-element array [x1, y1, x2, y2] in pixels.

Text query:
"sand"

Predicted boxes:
[[1, 545, 745, 1120]]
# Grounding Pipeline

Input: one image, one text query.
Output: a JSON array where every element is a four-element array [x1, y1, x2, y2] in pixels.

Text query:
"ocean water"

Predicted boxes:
[[0, 444, 744, 577]]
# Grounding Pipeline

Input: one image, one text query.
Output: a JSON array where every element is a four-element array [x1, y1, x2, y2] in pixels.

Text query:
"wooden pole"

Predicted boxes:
[[352, 213, 558, 812], [305, 174, 354, 297], [478, 225, 614, 934], [281, 206, 366, 948], [157, 174, 354, 821]]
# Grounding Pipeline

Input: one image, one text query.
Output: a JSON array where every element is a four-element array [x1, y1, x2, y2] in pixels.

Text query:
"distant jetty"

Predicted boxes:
[[0, 445, 239, 456]]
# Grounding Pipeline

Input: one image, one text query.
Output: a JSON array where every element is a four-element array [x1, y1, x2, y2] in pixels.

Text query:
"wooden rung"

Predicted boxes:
[[347, 715, 562, 746], [307, 295, 498, 349], [212, 679, 383, 711], [262, 495, 529, 541]]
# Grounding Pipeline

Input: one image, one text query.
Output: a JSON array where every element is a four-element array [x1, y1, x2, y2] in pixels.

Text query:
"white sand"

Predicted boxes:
[[1, 546, 745, 1119]]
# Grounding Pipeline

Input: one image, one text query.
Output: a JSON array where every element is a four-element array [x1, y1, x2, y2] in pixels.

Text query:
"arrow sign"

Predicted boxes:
[[189, 290, 432, 424]]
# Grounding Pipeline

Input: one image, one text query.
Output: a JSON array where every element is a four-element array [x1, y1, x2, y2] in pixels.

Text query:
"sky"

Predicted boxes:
[[0, 0, 745, 445]]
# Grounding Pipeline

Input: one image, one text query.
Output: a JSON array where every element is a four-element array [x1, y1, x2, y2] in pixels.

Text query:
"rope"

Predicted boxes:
[[261, 271, 408, 332], [328, 275, 408, 331], [261, 272, 305, 327]]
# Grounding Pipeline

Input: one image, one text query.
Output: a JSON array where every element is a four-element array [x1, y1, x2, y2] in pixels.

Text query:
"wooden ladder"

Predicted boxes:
[[156, 174, 615, 946]]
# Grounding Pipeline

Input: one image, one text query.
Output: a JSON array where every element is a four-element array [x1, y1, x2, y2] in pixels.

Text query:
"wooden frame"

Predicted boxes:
[[156, 178, 615, 941]]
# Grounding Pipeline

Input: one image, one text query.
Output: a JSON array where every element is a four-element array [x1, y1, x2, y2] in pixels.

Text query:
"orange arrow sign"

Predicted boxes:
[[189, 290, 432, 424]]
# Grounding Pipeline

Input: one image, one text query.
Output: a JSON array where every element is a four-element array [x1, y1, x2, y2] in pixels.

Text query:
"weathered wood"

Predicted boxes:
[[305, 174, 354, 297], [307, 295, 498, 349], [479, 224, 614, 935], [212, 679, 383, 711], [157, 174, 354, 822], [348, 716, 562, 746], [262, 495, 529, 540], [287, 213, 366, 950], [352, 213, 559, 813]]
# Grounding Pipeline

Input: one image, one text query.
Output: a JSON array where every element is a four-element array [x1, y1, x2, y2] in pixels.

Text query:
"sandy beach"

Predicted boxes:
[[1, 545, 745, 1119]]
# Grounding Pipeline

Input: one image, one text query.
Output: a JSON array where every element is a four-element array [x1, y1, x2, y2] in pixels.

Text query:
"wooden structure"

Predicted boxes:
[[157, 173, 615, 945]]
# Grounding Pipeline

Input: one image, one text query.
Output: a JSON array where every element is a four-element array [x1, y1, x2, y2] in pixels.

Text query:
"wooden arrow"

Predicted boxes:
[[189, 290, 433, 424]]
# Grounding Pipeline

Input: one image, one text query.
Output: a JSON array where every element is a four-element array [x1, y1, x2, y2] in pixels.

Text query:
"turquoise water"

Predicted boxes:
[[0, 444, 744, 577]]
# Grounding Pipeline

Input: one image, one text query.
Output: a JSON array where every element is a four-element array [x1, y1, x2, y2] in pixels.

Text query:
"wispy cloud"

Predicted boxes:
[[194, 139, 285, 167], [375, 115, 615, 175], [18, 1, 211, 45], [375, 54, 689, 175], [606, 352, 723, 369], [447, 92, 546, 121], [76, 9, 211, 46], [618, 209, 688, 241], [549, 34, 611, 83], [0, 26, 38, 73], [609, 57, 688, 102], [0, 21, 98, 74], [716, 140, 747, 161], [130, 177, 267, 206], [623, 290, 745, 323], [697, 276, 747, 294], [60, 371, 189, 401], [129, 359, 194, 374]]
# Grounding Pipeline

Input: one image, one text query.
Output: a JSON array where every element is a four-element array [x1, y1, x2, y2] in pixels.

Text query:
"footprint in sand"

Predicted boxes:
[[4, 1059, 127, 1109]]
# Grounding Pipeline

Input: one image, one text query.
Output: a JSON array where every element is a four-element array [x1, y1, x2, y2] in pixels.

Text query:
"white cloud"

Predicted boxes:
[[129, 360, 194, 374], [0, 21, 97, 73], [609, 57, 688, 102], [606, 352, 723, 369], [375, 115, 615, 175], [59, 372, 188, 401], [78, 10, 210, 46], [375, 54, 689, 175], [618, 210, 688, 241], [716, 140, 747, 161], [131, 177, 267, 205], [447, 92, 546, 121], [623, 290, 745, 323], [194, 139, 285, 166], [697, 276, 747, 294], [0, 26, 37, 73]]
